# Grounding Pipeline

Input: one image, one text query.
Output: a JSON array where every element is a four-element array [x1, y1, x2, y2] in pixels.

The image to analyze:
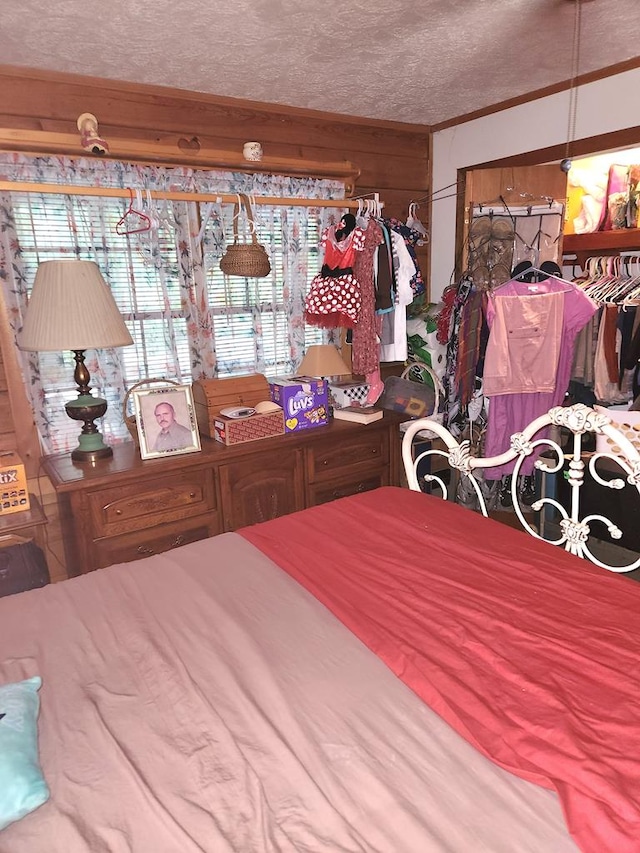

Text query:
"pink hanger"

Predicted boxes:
[[116, 189, 151, 235]]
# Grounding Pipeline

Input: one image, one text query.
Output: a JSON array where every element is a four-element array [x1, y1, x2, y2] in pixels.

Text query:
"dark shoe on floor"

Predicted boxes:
[[500, 475, 513, 507], [520, 475, 536, 506]]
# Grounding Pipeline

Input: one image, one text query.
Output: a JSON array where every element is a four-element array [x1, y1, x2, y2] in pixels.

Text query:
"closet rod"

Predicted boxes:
[[0, 180, 368, 209]]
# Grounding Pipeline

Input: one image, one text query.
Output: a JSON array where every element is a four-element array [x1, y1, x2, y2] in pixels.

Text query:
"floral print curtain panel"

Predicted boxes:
[[0, 153, 343, 454]]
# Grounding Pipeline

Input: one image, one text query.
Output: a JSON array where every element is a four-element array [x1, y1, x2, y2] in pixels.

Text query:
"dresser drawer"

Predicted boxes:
[[309, 471, 388, 506], [88, 470, 216, 537], [309, 431, 388, 483], [94, 514, 218, 569]]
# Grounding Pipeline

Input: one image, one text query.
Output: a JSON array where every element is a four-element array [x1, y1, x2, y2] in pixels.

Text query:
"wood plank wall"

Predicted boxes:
[[0, 65, 431, 581], [0, 66, 431, 214]]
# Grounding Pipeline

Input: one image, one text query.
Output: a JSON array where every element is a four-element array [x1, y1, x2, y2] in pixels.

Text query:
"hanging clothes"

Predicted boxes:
[[593, 307, 632, 404], [305, 216, 366, 328], [569, 255, 640, 403], [352, 217, 386, 402], [483, 276, 597, 480], [379, 230, 417, 362], [483, 291, 565, 395], [571, 313, 598, 390], [373, 224, 396, 314], [454, 289, 485, 407], [352, 217, 384, 375], [441, 277, 474, 434], [384, 217, 426, 298]]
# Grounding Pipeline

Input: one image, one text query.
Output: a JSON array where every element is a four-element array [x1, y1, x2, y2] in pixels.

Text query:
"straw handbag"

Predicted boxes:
[[219, 193, 271, 278]]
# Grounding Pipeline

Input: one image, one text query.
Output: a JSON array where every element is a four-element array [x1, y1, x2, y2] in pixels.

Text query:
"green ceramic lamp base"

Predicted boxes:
[[65, 392, 113, 464]]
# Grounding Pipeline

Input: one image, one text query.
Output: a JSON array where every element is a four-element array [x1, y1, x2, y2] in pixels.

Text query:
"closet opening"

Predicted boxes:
[[446, 135, 640, 555]]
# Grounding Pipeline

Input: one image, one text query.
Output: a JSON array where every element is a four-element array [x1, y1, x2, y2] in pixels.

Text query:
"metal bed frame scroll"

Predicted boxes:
[[401, 403, 640, 572]]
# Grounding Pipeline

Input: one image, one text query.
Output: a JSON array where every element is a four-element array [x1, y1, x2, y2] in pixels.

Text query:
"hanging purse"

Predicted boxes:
[[379, 361, 444, 424], [219, 193, 271, 278]]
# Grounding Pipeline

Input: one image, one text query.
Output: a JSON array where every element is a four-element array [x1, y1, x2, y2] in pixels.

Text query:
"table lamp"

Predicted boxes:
[[17, 260, 133, 463], [297, 344, 351, 379]]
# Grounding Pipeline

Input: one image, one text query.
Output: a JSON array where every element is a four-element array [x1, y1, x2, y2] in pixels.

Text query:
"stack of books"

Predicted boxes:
[[332, 406, 383, 424]]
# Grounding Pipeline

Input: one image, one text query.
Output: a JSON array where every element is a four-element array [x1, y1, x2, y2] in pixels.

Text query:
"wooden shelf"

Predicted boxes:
[[0, 495, 47, 535], [563, 229, 640, 256]]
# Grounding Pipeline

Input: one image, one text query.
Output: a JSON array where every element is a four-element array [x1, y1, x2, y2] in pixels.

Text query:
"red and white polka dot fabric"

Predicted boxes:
[[305, 225, 366, 329]]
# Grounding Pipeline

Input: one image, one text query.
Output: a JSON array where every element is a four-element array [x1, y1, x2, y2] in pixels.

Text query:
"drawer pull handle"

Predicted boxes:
[[115, 509, 123, 515], [137, 545, 155, 556], [189, 492, 196, 498], [171, 535, 186, 548], [322, 460, 329, 466]]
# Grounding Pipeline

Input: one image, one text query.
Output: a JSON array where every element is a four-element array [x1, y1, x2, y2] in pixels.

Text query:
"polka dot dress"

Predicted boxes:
[[305, 224, 366, 329]]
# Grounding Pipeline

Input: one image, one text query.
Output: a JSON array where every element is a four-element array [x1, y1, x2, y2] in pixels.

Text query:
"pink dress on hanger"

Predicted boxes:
[[483, 276, 597, 479], [483, 291, 564, 396]]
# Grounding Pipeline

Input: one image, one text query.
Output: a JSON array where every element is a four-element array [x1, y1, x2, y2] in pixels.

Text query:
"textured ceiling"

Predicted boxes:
[[3, 0, 640, 126]]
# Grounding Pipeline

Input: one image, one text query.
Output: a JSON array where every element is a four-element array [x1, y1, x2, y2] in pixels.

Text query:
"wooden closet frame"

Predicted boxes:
[[454, 125, 640, 282]]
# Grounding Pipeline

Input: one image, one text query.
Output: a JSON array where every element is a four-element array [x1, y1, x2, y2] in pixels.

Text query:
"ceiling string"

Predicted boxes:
[[562, 0, 583, 172]]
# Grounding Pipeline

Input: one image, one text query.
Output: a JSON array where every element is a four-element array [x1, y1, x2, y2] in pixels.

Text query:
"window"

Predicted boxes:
[[8, 190, 327, 452], [207, 205, 323, 376]]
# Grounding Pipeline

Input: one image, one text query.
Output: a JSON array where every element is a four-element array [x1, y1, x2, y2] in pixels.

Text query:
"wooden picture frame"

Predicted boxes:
[[132, 384, 201, 460]]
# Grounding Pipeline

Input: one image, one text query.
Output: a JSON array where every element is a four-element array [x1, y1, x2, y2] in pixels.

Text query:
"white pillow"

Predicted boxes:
[[594, 405, 640, 457]]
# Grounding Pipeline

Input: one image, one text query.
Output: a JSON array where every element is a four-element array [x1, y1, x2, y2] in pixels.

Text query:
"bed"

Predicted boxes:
[[1, 405, 639, 852]]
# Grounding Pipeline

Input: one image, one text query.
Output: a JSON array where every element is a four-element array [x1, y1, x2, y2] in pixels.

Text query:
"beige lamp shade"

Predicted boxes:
[[17, 260, 133, 352], [297, 344, 351, 377]]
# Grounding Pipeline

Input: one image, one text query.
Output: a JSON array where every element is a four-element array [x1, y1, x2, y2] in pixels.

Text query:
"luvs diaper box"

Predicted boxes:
[[269, 377, 329, 433]]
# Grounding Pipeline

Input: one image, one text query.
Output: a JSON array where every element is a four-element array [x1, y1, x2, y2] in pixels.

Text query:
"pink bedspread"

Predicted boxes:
[[242, 486, 640, 853], [0, 528, 574, 852]]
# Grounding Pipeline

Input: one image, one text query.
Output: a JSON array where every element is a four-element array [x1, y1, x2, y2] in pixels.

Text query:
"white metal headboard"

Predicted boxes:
[[401, 404, 640, 572]]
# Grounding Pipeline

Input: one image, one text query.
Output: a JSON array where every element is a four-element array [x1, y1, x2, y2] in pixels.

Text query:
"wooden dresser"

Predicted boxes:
[[42, 413, 404, 576]]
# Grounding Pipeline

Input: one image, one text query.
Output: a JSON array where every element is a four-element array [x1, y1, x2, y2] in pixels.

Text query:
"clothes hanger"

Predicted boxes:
[[406, 202, 428, 238], [355, 198, 368, 229], [613, 256, 640, 305], [144, 189, 160, 231], [601, 256, 632, 303], [585, 256, 618, 302], [491, 260, 573, 294], [116, 188, 152, 235]]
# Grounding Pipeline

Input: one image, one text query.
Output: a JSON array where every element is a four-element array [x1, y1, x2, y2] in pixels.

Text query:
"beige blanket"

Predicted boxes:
[[0, 533, 576, 852]]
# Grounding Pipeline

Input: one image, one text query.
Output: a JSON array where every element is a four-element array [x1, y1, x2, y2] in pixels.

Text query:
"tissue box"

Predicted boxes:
[[213, 409, 285, 446], [269, 377, 329, 433], [0, 451, 30, 516], [329, 379, 370, 409]]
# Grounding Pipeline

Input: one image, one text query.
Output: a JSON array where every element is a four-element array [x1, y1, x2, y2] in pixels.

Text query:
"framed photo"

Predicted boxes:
[[132, 384, 201, 460]]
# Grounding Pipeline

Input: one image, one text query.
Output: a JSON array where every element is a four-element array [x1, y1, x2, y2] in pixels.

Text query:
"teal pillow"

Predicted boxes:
[[0, 676, 49, 831]]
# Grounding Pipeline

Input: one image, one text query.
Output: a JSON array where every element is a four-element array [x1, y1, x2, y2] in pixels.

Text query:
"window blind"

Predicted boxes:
[[9, 190, 326, 451]]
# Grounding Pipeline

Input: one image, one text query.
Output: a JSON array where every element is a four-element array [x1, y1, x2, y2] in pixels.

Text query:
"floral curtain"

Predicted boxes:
[[0, 153, 345, 454]]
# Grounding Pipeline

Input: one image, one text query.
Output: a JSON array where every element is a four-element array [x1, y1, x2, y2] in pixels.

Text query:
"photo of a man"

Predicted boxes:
[[132, 384, 201, 460], [152, 400, 194, 452]]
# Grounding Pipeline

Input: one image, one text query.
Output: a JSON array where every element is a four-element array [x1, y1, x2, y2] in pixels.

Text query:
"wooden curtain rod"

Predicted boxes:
[[0, 180, 375, 209]]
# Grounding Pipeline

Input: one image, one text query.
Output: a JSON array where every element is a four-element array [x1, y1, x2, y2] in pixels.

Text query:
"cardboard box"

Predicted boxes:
[[329, 379, 370, 409], [213, 409, 285, 446], [269, 377, 329, 433], [193, 374, 272, 438], [0, 451, 30, 516]]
